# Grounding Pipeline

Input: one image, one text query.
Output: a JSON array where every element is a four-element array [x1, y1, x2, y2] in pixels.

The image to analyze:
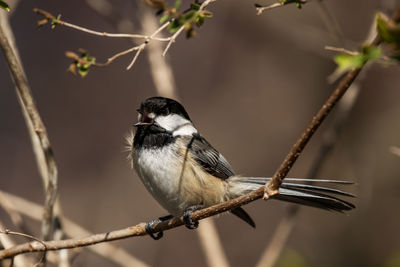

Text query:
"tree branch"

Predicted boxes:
[[256, 6, 400, 267], [255, 0, 308, 15], [34, 0, 216, 70], [0, 190, 149, 267], [263, 6, 400, 198], [0, 9, 59, 245]]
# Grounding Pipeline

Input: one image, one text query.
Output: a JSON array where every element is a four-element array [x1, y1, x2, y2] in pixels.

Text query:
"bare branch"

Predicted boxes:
[[256, 0, 308, 15], [33, 8, 169, 41], [162, 0, 216, 56], [325, 45, 359, 55], [256, 6, 400, 266], [34, 0, 217, 71], [0, 9, 59, 249], [0, 190, 149, 267], [162, 26, 185, 56], [0, 221, 32, 267], [140, 7, 178, 98], [261, 5, 400, 198]]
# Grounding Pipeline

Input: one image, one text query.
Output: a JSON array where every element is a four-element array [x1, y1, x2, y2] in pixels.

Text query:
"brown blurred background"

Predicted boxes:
[[1, 0, 400, 266]]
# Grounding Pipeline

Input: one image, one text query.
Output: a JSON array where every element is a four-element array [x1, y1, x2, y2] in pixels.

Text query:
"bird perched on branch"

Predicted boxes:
[[128, 96, 355, 239]]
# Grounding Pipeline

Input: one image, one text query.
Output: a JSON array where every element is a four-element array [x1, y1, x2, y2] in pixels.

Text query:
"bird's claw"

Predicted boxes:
[[145, 219, 163, 240], [183, 205, 202, 229], [145, 215, 173, 240]]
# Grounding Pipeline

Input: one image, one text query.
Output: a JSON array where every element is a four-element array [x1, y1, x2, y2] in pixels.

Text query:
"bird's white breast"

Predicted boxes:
[[134, 144, 185, 215]]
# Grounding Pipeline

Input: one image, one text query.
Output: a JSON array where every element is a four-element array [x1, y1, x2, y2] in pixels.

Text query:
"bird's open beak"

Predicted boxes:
[[134, 112, 154, 127]]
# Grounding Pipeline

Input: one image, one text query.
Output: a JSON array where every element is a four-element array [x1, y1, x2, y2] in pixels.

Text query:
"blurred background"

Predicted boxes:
[[1, 0, 400, 266]]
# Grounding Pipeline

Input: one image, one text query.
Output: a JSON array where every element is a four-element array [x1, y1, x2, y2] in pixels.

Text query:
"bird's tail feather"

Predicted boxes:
[[227, 177, 355, 212]]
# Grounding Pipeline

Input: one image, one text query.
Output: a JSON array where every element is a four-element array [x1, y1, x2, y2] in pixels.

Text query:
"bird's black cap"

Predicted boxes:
[[138, 97, 191, 121]]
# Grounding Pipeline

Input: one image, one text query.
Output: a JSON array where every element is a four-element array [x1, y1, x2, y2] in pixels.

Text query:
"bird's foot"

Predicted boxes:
[[183, 205, 203, 230], [145, 215, 173, 240]]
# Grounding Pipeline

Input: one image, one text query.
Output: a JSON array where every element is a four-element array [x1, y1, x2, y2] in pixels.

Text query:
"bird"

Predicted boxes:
[[128, 96, 355, 239]]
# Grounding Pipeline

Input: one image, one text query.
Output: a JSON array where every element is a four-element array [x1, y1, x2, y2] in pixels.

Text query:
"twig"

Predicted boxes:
[[0, 7, 59, 253], [0, 220, 32, 267], [162, 26, 185, 56], [0, 190, 149, 267], [34, 0, 217, 70], [256, 6, 400, 266], [260, 4, 400, 198], [256, 82, 361, 267], [325, 45, 359, 55], [262, 68, 361, 198], [0, 229, 46, 266], [33, 8, 169, 41], [90, 22, 171, 68], [140, 6, 178, 98], [162, 0, 216, 56], [256, 0, 308, 15], [0, 229, 46, 249]]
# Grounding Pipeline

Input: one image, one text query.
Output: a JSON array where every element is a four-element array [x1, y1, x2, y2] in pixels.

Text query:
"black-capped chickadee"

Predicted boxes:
[[128, 97, 354, 239]]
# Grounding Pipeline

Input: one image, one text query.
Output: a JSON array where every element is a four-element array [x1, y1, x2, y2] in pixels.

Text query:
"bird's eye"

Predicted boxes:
[[161, 107, 169, 116]]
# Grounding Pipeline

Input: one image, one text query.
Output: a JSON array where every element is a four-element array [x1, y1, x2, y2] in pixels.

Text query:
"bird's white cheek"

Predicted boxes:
[[155, 114, 198, 136], [172, 124, 198, 136]]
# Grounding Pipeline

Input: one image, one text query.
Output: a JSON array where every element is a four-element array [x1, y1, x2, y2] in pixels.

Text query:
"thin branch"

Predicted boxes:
[[262, 68, 361, 197], [90, 22, 171, 68], [0, 7, 59, 249], [256, 6, 400, 266], [325, 45, 359, 55], [0, 229, 46, 249], [0, 190, 149, 267], [0, 221, 32, 267], [256, 82, 361, 267], [33, 8, 169, 41], [125, 21, 171, 70], [261, 4, 400, 198], [140, 6, 178, 98], [162, 0, 216, 56], [162, 26, 185, 56], [256, 0, 308, 15], [34, 0, 217, 70]]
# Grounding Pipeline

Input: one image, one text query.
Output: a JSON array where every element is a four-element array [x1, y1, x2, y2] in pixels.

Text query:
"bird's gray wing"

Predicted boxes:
[[185, 134, 235, 179]]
